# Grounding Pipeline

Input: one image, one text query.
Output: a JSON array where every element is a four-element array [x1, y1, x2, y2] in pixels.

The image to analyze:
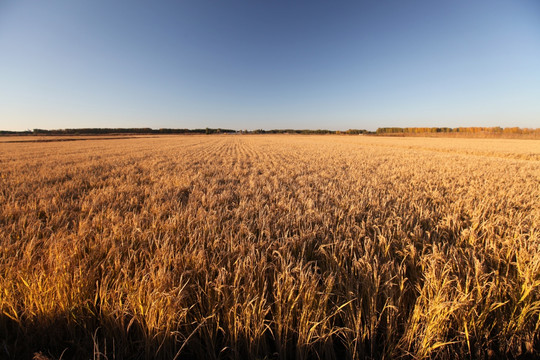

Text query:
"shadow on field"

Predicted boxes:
[[0, 313, 291, 360], [0, 311, 354, 360], [4, 311, 537, 360], [1, 312, 182, 360]]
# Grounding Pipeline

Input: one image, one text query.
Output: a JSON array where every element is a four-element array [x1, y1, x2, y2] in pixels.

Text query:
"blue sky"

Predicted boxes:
[[0, 0, 539, 131]]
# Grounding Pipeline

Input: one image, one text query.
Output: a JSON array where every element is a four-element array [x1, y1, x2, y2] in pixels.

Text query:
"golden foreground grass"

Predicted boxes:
[[1, 135, 539, 359]]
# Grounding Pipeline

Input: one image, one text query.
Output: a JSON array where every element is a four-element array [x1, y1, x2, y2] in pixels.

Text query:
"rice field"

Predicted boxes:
[[0, 135, 539, 359]]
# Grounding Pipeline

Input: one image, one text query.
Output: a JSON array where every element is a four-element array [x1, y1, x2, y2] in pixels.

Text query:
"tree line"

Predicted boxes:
[[1, 128, 371, 135], [376, 126, 540, 135], [1, 127, 537, 137]]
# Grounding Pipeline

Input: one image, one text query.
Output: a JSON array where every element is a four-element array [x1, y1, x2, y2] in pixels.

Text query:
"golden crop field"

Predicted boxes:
[[1, 135, 539, 359]]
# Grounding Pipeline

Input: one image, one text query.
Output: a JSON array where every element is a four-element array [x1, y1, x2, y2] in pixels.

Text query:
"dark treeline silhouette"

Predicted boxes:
[[27, 127, 237, 135], [0, 130, 29, 135], [376, 126, 540, 137], [1, 128, 371, 136]]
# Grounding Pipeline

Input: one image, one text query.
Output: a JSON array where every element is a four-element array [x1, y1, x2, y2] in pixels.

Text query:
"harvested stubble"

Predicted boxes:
[[0, 135, 539, 360]]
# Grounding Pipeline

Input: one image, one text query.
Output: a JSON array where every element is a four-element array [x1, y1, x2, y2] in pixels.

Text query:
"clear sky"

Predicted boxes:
[[1, 0, 539, 131]]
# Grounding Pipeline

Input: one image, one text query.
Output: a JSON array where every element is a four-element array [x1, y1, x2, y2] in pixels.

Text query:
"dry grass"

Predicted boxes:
[[0, 135, 539, 359]]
